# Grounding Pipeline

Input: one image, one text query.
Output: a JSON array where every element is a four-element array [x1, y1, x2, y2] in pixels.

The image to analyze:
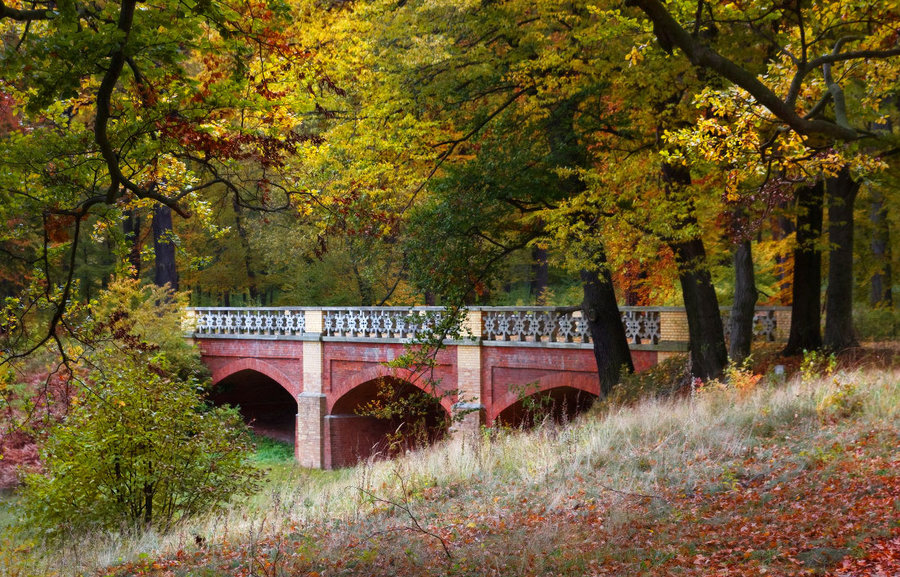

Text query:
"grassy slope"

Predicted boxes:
[[4, 364, 900, 576]]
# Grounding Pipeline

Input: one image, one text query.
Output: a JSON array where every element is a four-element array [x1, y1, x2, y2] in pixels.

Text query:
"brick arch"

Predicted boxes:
[[211, 358, 298, 398], [490, 372, 599, 423], [328, 365, 454, 415]]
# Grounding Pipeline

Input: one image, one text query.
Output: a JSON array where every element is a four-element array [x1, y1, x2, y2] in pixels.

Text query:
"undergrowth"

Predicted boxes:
[[2, 362, 898, 576], [248, 433, 295, 464]]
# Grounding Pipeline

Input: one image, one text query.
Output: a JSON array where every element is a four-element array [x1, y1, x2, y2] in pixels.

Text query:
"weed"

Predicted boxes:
[[801, 349, 837, 382], [7, 366, 900, 577], [724, 359, 763, 398], [817, 378, 864, 421]]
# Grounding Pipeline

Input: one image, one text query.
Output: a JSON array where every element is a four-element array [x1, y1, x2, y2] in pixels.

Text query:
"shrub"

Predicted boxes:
[[600, 354, 691, 408], [852, 307, 898, 341], [816, 378, 864, 422], [19, 349, 259, 539], [89, 277, 207, 381], [18, 280, 259, 539], [800, 349, 836, 382]]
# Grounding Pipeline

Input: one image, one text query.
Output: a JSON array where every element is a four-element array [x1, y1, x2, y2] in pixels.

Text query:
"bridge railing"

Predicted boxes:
[[185, 305, 791, 346], [189, 307, 307, 337], [480, 307, 666, 345], [321, 307, 448, 340]]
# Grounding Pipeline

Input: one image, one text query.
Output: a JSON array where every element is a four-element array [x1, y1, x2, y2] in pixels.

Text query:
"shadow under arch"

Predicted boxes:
[[327, 376, 450, 468], [494, 385, 597, 429], [209, 368, 298, 445]]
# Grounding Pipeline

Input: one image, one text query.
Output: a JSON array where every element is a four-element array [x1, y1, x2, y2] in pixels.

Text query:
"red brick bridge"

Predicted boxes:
[[187, 306, 789, 469]]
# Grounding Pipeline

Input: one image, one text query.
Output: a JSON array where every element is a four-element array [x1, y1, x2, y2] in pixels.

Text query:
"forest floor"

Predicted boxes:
[[2, 345, 899, 576]]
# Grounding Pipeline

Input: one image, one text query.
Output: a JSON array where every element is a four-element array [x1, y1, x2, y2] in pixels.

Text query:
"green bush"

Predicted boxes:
[[600, 354, 692, 408], [18, 280, 259, 539], [852, 307, 899, 341], [19, 349, 259, 539]]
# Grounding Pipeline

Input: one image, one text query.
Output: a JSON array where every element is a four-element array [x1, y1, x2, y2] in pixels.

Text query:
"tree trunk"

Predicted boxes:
[[661, 162, 727, 380], [783, 180, 824, 355], [531, 245, 549, 304], [552, 96, 634, 395], [670, 236, 728, 380], [232, 197, 258, 302], [123, 210, 141, 279], [152, 205, 178, 290], [729, 239, 758, 364], [824, 167, 859, 351], [869, 188, 893, 308], [774, 208, 795, 305], [580, 264, 634, 397]]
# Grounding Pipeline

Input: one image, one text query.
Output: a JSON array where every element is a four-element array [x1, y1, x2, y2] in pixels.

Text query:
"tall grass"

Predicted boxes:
[[4, 366, 899, 576]]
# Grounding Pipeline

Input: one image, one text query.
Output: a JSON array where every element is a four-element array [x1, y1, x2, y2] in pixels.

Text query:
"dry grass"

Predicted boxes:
[[2, 363, 899, 576]]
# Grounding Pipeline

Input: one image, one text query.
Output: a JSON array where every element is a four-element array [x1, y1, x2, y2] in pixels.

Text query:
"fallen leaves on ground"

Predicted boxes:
[[98, 420, 900, 577]]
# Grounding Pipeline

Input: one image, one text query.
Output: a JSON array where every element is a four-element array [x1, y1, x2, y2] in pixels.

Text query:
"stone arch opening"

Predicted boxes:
[[495, 386, 596, 429], [209, 369, 297, 445], [327, 376, 449, 468]]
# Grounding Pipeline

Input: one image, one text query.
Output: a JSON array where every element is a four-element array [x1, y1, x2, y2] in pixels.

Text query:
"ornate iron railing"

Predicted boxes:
[[321, 307, 448, 339], [186, 305, 787, 345], [720, 308, 778, 342], [480, 307, 662, 345], [191, 307, 307, 337]]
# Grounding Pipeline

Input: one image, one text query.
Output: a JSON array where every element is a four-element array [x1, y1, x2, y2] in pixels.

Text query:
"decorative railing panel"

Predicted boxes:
[[322, 308, 447, 340], [721, 308, 778, 342], [192, 308, 306, 337], [620, 308, 662, 345], [481, 307, 662, 345], [482, 308, 592, 344]]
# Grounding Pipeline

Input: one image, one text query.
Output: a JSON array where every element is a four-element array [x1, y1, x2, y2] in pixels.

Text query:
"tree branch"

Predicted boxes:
[[628, 0, 858, 141], [0, 0, 53, 21], [822, 37, 856, 130], [92, 0, 190, 218]]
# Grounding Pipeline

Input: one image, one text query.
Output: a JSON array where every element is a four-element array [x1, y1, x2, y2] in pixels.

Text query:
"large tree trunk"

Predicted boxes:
[[123, 210, 141, 279], [152, 205, 178, 290], [661, 163, 727, 380], [542, 95, 635, 394], [869, 187, 893, 308], [581, 264, 634, 397], [824, 167, 860, 351], [729, 239, 758, 364], [783, 180, 824, 355], [670, 236, 728, 380]]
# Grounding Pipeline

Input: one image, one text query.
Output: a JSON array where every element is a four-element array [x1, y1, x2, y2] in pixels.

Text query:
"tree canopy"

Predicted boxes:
[[2, 0, 900, 376]]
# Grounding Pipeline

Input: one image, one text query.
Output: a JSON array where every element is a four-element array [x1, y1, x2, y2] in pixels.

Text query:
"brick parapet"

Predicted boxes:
[[774, 308, 792, 341]]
